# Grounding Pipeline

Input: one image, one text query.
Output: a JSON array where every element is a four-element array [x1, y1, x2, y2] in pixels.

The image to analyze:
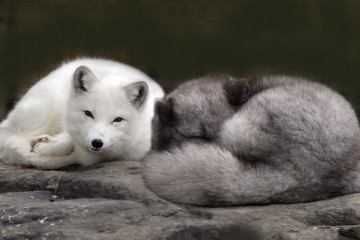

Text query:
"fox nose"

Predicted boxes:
[[91, 139, 103, 149]]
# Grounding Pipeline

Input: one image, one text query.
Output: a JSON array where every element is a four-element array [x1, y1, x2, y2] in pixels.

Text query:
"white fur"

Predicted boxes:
[[0, 58, 164, 169]]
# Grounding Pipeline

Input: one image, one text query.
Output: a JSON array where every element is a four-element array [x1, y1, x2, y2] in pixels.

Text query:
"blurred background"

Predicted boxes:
[[0, 0, 360, 119]]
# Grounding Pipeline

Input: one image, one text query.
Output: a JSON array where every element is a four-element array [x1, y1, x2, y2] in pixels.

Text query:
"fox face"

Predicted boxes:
[[151, 75, 250, 150], [66, 66, 148, 157]]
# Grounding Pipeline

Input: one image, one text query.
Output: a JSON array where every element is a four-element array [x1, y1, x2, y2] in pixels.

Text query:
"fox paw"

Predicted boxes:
[[30, 135, 54, 153], [30, 134, 74, 156]]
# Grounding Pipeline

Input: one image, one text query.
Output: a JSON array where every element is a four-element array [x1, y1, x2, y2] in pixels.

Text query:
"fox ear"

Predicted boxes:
[[73, 66, 98, 93], [156, 98, 174, 123], [125, 81, 148, 108], [223, 77, 250, 106]]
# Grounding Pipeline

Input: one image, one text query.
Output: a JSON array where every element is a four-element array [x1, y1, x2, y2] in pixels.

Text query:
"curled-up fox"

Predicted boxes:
[[143, 75, 360, 206], [0, 58, 164, 169]]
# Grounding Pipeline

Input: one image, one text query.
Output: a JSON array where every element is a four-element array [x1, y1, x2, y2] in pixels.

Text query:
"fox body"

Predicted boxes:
[[0, 58, 164, 169], [143, 75, 360, 206]]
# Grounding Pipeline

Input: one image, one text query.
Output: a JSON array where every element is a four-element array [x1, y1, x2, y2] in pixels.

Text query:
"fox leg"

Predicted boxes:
[[31, 132, 75, 156], [0, 131, 81, 169], [26, 150, 80, 169]]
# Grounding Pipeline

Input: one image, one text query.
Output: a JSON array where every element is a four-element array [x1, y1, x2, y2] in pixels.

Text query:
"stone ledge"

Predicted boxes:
[[1, 161, 360, 240]]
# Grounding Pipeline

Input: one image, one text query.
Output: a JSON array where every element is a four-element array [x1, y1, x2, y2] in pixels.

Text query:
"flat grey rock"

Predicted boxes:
[[1, 161, 360, 240]]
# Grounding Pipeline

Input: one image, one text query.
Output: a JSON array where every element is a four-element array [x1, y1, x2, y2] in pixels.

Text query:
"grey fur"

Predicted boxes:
[[143, 75, 360, 206]]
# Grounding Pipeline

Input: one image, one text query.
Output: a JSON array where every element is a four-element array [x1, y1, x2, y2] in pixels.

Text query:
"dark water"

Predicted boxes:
[[1, 0, 360, 117]]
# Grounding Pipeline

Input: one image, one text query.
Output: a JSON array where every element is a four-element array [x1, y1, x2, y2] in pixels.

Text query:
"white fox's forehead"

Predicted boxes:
[[92, 80, 127, 95], [75, 87, 132, 117], [94, 74, 136, 88], [90, 89, 128, 106]]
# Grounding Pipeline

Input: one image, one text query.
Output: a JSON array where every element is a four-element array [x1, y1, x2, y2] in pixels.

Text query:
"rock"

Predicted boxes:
[[1, 160, 360, 240]]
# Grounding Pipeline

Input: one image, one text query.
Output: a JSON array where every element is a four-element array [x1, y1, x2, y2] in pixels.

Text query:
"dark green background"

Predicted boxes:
[[1, 0, 360, 118]]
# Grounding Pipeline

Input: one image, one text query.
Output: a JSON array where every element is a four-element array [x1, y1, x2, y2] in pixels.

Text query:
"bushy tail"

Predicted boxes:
[[0, 127, 33, 166], [143, 143, 300, 206], [0, 128, 84, 169], [0, 128, 5, 161]]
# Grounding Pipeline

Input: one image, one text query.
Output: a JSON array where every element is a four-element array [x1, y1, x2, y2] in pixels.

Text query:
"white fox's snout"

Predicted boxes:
[[87, 135, 112, 153], [89, 138, 104, 152]]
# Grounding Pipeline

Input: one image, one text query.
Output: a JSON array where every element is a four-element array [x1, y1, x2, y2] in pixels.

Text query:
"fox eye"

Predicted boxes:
[[84, 111, 94, 119], [113, 117, 123, 123]]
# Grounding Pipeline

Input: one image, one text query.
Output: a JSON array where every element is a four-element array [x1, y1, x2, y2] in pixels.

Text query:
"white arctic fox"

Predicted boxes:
[[0, 58, 164, 169]]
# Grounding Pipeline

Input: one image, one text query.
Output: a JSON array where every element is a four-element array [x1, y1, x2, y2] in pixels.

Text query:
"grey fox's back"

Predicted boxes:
[[144, 75, 360, 206]]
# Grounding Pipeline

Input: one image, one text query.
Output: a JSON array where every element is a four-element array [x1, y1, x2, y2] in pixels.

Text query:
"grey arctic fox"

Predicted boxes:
[[143, 75, 360, 206]]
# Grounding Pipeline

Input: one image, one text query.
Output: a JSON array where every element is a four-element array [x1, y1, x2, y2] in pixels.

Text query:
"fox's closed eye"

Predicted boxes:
[[113, 117, 123, 123], [175, 128, 205, 140], [84, 110, 94, 119]]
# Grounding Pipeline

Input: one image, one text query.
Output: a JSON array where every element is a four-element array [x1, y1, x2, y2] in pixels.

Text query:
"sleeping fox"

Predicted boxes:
[[143, 75, 360, 206]]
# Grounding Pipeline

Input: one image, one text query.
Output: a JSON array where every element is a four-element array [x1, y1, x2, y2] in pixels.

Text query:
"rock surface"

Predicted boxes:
[[1, 160, 360, 240]]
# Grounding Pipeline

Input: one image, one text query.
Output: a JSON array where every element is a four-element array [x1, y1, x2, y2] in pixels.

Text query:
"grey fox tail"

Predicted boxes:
[[143, 142, 304, 206]]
